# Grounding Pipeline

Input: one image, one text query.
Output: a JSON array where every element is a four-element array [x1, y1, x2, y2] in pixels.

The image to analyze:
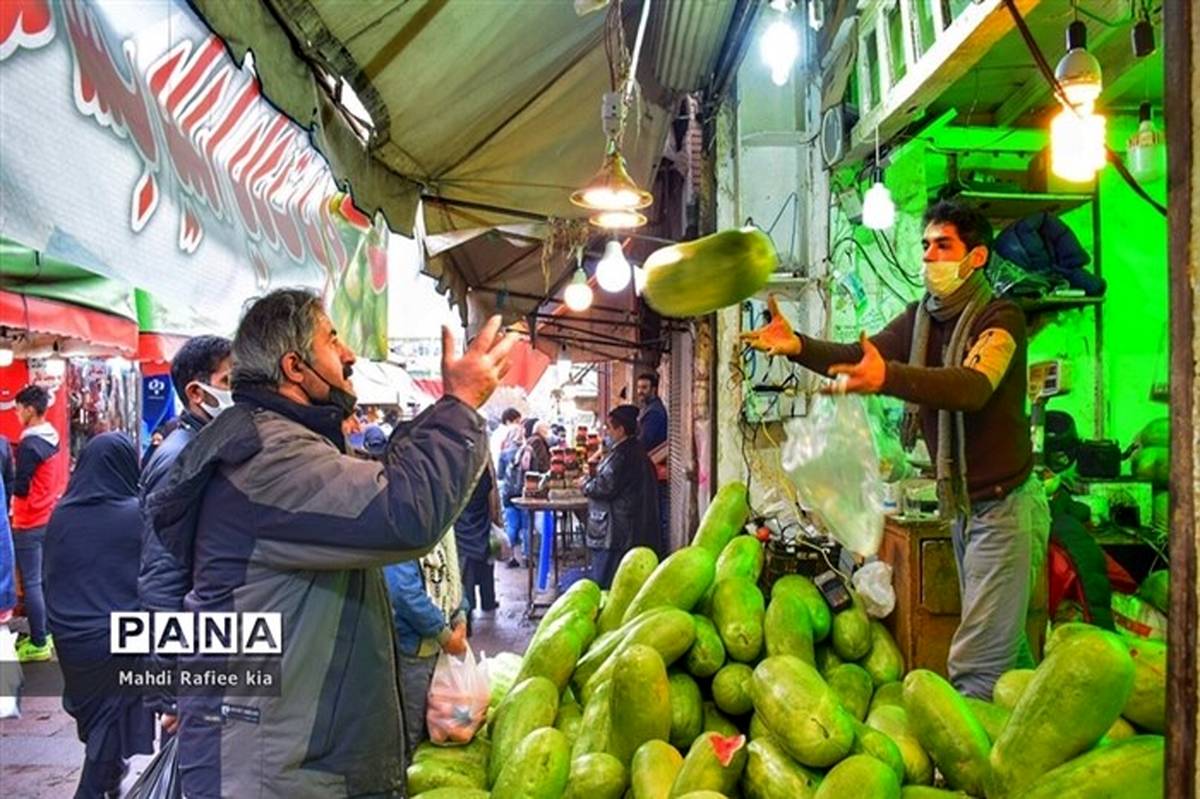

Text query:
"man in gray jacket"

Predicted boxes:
[[145, 288, 513, 798]]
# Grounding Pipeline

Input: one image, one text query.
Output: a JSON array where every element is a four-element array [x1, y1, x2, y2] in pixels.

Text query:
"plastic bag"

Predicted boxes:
[[124, 734, 181, 799], [487, 523, 511, 563], [852, 560, 896, 619], [0, 626, 22, 719], [782, 389, 885, 557], [426, 643, 490, 745], [1112, 592, 1167, 640]]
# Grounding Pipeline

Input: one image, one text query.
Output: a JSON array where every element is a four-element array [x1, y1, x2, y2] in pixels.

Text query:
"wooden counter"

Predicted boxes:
[[878, 514, 1048, 678]]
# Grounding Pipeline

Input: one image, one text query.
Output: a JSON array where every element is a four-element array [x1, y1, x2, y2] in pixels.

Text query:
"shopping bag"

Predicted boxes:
[[123, 734, 181, 799], [425, 643, 490, 745], [0, 626, 22, 719], [781, 388, 885, 557], [488, 523, 511, 563]]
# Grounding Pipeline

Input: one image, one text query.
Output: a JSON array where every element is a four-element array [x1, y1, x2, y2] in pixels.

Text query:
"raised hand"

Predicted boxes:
[[739, 294, 802, 357], [442, 315, 518, 409], [443, 622, 468, 656], [824, 332, 886, 395]]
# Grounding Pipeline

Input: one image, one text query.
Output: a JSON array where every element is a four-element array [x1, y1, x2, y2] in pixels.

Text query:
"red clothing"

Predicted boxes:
[[12, 422, 63, 529]]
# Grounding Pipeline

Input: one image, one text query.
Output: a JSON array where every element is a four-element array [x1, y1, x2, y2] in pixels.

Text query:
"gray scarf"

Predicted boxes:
[[900, 271, 993, 521]]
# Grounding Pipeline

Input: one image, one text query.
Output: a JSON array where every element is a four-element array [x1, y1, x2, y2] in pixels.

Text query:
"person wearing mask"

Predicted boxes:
[[636, 371, 670, 540], [143, 288, 513, 798], [581, 405, 662, 588], [383, 534, 468, 760], [11, 384, 63, 663], [741, 198, 1049, 699], [44, 433, 155, 798], [137, 334, 232, 735]]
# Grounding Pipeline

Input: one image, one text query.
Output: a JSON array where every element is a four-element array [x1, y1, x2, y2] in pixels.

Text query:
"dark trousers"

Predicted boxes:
[[589, 548, 621, 590], [461, 556, 497, 612], [75, 755, 125, 799], [14, 526, 47, 645]]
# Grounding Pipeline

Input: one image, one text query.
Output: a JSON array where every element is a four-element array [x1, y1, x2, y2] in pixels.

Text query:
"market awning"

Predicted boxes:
[[188, 0, 755, 315], [350, 360, 436, 408], [0, 290, 139, 357]]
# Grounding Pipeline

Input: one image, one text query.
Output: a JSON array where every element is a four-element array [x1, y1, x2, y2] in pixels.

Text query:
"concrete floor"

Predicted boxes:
[[0, 564, 538, 797]]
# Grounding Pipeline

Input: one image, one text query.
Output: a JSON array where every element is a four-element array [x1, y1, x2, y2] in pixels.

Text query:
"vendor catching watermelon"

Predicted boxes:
[[740, 198, 1050, 699]]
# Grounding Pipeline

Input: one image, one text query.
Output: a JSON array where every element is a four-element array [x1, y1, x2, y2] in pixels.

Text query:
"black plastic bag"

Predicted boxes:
[[123, 735, 181, 799]]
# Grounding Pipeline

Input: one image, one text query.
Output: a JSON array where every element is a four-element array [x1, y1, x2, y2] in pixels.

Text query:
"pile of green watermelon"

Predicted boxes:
[[407, 482, 1166, 799]]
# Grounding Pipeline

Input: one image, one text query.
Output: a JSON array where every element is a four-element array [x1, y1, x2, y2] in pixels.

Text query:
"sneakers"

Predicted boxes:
[[16, 634, 53, 663]]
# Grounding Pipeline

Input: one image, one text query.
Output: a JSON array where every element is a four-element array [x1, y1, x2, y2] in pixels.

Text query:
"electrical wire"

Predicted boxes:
[[1000, 0, 1167, 218]]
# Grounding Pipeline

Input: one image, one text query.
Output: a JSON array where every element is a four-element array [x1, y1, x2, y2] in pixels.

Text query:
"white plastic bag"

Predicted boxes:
[[852, 560, 896, 619], [426, 643, 490, 745], [0, 626, 23, 719], [782, 389, 885, 557]]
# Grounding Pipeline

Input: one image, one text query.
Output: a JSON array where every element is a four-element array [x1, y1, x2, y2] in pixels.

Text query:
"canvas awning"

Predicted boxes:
[[188, 0, 754, 317]]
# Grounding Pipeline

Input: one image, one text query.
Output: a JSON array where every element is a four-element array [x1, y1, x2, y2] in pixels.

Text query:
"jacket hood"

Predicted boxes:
[[21, 421, 59, 448]]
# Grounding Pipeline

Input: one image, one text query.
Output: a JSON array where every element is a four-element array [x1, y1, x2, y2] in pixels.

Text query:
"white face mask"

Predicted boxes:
[[922, 253, 974, 298], [193, 382, 234, 419]]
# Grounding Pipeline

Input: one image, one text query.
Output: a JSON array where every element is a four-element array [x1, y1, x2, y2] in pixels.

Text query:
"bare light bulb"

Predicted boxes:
[[557, 348, 572, 381], [595, 240, 632, 293], [760, 17, 799, 86], [0, 343, 13, 368], [563, 270, 594, 312], [1127, 103, 1165, 183], [1051, 103, 1107, 182], [44, 354, 66, 377], [861, 181, 896, 229], [633, 265, 647, 296]]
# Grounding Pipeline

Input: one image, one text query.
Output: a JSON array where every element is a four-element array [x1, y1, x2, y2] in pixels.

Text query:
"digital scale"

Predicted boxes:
[[1028, 359, 1071, 463]]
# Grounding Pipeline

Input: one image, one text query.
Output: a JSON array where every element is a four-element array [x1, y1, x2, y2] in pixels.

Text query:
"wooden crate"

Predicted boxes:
[[879, 515, 1047, 679]]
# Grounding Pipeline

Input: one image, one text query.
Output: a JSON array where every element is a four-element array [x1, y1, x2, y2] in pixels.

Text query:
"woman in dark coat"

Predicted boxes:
[[582, 405, 663, 588], [44, 432, 155, 798]]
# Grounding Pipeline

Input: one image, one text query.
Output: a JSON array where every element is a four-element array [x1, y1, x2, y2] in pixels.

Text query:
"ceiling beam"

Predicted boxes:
[[846, 0, 1043, 162], [994, 6, 1154, 128]]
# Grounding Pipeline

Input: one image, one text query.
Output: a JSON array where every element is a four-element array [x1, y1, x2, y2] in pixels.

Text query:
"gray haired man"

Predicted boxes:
[[145, 288, 514, 798]]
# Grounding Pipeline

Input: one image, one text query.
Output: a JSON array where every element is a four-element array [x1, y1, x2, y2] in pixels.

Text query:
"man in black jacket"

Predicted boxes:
[[137, 335, 231, 734], [582, 405, 662, 588]]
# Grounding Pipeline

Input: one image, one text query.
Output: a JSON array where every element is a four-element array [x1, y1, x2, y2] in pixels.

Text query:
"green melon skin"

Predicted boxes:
[[712, 662, 755, 717], [987, 629, 1136, 799], [830, 591, 871, 661], [860, 621, 905, 686], [608, 644, 672, 767], [691, 482, 751, 554], [491, 727, 572, 799], [643, 227, 779, 318], [711, 577, 766, 663], [826, 663, 874, 722], [902, 670, 990, 796], [622, 547, 718, 625], [1015, 735, 1164, 799], [563, 752, 628, 799], [597, 548, 660, 634], [669, 671, 706, 750], [771, 575, 832, 642], [813, 754, 901, 799], [670, 731, 748, 797], [686, 615, 727, 678], [488, 676, 560, 786], [763, 590, 816, 665], [751, 656, 855, 768], [741, 736, 821, 799], [630, 740, 685, 799]]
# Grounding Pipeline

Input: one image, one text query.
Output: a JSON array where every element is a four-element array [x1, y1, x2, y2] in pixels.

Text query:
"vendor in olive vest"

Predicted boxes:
[[742, 198, 1050, 699]]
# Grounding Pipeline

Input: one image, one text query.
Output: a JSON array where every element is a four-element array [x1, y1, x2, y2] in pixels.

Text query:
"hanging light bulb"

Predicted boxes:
[[1050, 103, 1107, 182], [862, 181, 896, 229], [44, 345, 66, 377], [1055, 21, 1103, 107], [563, 269, 594, 312], [760, 13, 800, 86], [1127, 102, 1166, 183], [0, 342, 13, 368], [595, 239, 632, 293]]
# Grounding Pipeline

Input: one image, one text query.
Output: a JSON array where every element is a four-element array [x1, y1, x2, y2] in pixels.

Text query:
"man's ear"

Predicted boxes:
[[183, 382, 205, 410], [968, 245, 989, 271], [279, 352, 306, 384]]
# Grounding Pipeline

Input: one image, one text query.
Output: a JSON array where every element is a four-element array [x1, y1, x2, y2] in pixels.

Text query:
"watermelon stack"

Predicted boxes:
[[407, 480, 1166, 799]]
